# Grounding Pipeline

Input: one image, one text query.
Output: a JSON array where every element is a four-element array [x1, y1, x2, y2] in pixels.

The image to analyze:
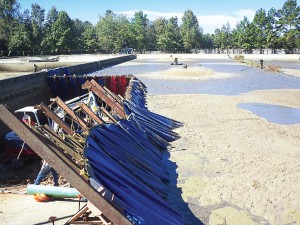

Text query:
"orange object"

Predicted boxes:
[[34, 193, 51, 202]]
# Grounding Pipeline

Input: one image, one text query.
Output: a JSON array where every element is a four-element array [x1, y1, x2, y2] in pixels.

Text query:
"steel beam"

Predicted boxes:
[[82, 80, 125, 119], [77, 102, 104, 125], [35, 103, 75, 136], [41, 125, 84, 164], [103, 86, 123, 106], [0, 104, 131, 225], [51, 97, 89, 132], [91, 80, 124, 109], [100, 107, 118, 123]]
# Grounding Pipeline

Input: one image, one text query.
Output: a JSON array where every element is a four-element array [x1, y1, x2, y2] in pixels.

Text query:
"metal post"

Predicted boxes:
[[260, 59, 264, 69]]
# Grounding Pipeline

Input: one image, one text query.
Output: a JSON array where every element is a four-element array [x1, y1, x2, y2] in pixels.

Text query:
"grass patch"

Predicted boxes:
[[265, 64, 281, 73], [233, 55, 245, 61], [246, 60, 260, 68]]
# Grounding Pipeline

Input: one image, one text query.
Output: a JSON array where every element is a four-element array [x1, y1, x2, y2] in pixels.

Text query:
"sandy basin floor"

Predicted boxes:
[[1, 54, 300, 225], [147, 89, 300, 225]]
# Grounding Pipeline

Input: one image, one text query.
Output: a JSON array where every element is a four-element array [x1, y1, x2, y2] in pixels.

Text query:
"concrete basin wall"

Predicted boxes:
[[0, 54, 136, 137]]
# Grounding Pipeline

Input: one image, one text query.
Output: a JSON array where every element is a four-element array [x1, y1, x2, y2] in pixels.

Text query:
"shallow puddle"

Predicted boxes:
[[238, 103, 300, 125]]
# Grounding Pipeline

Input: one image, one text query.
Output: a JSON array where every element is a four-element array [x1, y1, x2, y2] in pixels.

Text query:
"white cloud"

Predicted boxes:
[[116, 10, 183, 21], [197, 9, 256, 33], [116, 9, 256, 34]]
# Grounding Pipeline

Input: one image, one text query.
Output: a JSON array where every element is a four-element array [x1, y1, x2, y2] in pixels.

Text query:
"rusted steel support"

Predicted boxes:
[[91, 80, 124, 109], [118, 94, 124, 101], [65, 134, 85, 149], [77, 102, 104, 125], [82, 80, 125, 119], [0, 104, 131, 225], [51, 97, 89, 132], [41, 125, 85, 164], [101, 107, 118, 123], [103, 86, 123, 106], [35, 103, 84, 144], [35, 103, 74, 136]]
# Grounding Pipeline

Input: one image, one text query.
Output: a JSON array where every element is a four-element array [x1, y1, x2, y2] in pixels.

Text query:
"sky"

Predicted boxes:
[[17, 0, 290, 34]]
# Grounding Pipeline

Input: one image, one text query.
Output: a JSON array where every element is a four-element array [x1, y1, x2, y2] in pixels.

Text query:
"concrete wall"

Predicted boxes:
[[67, 55, 136, 75], [0, 54, 136, 138]]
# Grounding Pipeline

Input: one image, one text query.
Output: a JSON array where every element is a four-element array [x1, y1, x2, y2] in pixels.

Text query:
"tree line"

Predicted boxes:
[[0, 0, 299, 55]]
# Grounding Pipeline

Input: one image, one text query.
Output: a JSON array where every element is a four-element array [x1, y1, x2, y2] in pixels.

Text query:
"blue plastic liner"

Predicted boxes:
[[91, 123, 169, 197], [46, 70, 129, 102], [45, 73, 185, 224], [124, 101, 182, 143], [85, 133, 184, 225]]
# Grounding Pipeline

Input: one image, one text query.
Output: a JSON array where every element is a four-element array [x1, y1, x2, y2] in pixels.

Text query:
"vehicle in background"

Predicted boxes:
[[3, 106, 45, 167], [3, 93, 97, 168], [119, 47, 133, 54]]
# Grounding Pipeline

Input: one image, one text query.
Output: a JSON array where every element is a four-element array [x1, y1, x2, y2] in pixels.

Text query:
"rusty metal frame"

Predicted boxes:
[[118, 94, 124, 101], [50, 97, 89, 132], [35, 103, 85, 144], [103, 86, 123, 106], [82, 80, 125, 119], [35, 103, 75, 136], [100, 107, 118, 123], [41, 125, 85, 164], [0, 104, 131, 225], [91, 80, 124, 109], [77, 102, 104, 125]]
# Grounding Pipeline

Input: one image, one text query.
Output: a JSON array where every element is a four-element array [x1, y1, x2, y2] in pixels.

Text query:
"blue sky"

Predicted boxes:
[[17, 0, 289, 33]]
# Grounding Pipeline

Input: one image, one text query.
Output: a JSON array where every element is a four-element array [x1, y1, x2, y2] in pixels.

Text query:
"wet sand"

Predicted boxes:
[[147, 89, 300, 225], [1, 53, 300, 225], [135, 53, 300, 225]]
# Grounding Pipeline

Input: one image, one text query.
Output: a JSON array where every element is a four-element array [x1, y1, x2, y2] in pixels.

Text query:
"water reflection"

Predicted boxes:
[[238, 103, 300, 125], [91, 58, 300, 96]]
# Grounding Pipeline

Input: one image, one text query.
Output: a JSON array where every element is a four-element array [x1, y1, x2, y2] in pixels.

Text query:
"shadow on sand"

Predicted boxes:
[[163, 151, 204, 225]]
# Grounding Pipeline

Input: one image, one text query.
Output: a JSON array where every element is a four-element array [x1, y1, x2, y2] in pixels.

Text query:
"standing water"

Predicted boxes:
[[91, 57, 300, 95], [238, 103, 300, 125]]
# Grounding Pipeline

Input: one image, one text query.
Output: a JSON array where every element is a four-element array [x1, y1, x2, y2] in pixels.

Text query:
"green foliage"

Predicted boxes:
[[1, 0, 299, 54], [232, 17, 256, 52], [0, 0, 20, 49], [96, 10, 131, 52], [214, 23, 232, 50], [277, 0, 300, 51], [265, 8, 281, 50], [8, 23, 31, 51], [42, 11, 75, 52], [82, 22, 98, 50], [180, 10, 202, 49], [130, 11, 149, 50], [215, 0, 300, 53], [30, 3, 45, 51], [201, 33, 214, 49], [252, 8, 268, 50], [154, 17, 181, 51]]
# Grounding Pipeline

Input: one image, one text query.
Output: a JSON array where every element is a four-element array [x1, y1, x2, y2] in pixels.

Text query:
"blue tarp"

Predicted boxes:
[[46, 70, 129, 102], [91, 124, 169, 196], [46, 73, 185, 224], [85, 129, 184, 225]]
